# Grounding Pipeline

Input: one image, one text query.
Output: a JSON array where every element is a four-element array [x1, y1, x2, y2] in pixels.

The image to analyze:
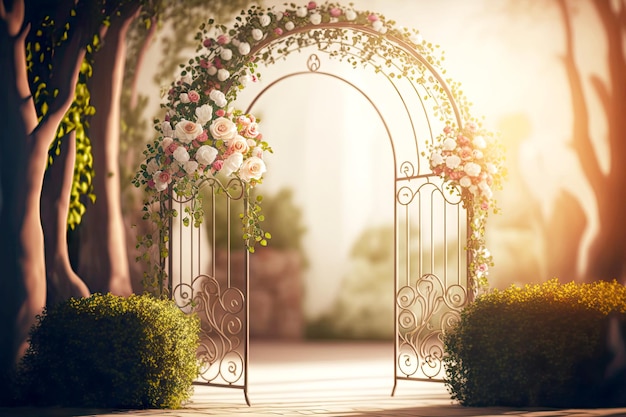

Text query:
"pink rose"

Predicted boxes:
[[465, 121, 478, 133], [241, 122, 259, 138], [443, 125, 452, 134], [195, 130, 208, 142], [187, 90, 200, 103], [460, 147, 473, 160], [330, 7, 341, 17], [215, 109, 226, 117], [217, 34, 230, 45], [200, 59, 210, 69], [307, 1, 316, 9], [274, 27, 283, 36], [209, 117, 237, 142], [203, 38, 212, 48], [368, 13, 378, 22], [166, 142, 178, 155], [457, 134, 470, 146], [147, 179, 155, 188], [212, 159, 224, 171]]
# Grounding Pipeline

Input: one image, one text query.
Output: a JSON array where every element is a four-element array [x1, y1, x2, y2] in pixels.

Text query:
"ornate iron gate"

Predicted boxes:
[[160, 5, 476, 405]]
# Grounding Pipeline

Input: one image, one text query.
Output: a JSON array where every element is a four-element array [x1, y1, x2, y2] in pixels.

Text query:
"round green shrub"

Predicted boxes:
[[16, 293, 200, 409], [443, 279, 626, 408]]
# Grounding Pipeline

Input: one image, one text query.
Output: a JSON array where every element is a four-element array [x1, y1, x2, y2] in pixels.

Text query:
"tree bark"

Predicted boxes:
[[41, 131, 90, 306], [78, 6, 140, 296], [0, 0, 92, 381]]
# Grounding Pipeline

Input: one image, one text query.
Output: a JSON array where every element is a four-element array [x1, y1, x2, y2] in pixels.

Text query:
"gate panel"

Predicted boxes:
[[167, 178, 250, 404]]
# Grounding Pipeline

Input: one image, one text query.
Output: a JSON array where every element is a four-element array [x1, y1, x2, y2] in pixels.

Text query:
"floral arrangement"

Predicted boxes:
[[132, 0, 504, 294], [428, 121, 506, 290]]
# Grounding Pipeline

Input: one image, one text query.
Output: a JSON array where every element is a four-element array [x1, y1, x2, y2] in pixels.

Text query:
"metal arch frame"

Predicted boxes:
[[167, 21, 473, 406]]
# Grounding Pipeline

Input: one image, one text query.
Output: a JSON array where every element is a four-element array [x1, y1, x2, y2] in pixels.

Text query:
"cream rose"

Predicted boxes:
[[410, 33, 423, 45], [251, 28, 263, 41], [195, 145, 218, 166], [459, 176, 472, 188], [296, 6, 307, 17], [310, 13, 322, 25], [175, 120, 203, 143], [220, 153, 244, 177], [146, 159, 160, 175], [443, 138, 457, 151], [153, 170, 172, 192], [229, 135, 249, 154], [285, 21, 295, 31], [161, 136, 173, 151], [345, 9, 357, 20], [259, 14, 271, 27], [463, 162, 482, 177], [209, 89, 227, 107], [161, 121, 174, 137], [173, 146, 190, 163], [445, 155, 461, 169], [209, 117, 237, 142], [179, 93, 190, 103], [473, 135, 487, 149], [183, 160, 198, 175], [239, 156, 267, 182], [220, 48, 233, 61], [430, 152, 444, 166], [238, 42, 250, 55], [195, 104, 213, 125], [217, 68, 230, 81]]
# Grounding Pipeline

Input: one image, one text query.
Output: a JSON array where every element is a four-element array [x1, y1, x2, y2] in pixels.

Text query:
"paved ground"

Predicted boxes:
[[1, 341, 625, 417]]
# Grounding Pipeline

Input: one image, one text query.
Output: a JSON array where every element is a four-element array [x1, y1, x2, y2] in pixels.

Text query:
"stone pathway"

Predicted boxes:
[[1, 341, 625, 417]]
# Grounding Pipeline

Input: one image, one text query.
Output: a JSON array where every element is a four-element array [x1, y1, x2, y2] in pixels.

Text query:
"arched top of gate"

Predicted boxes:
[[188, 3, 476, 176]]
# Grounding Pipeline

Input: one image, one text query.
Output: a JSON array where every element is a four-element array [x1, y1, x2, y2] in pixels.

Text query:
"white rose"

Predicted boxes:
[[472, 149, 484, 159], [285, 21, 295, 31], [378, 26, 388, 34], [259, 15, 271, 27], [275, 12, 283, 21], [146, 159, 160, 175], [231, 38, 240, 47], [220, 153, 244, 177], [478, 181, 492, 198], [220, 48, 233, 61], [252, 146, 264, 158], [238, 42, 250, 55], [180, 74, 192, 85], [486, 162, 497, 174], [239, 156, 267, 182], [195, 145, 218, 166], [430, 152, 443, 166], [183, 160, 198, 175], [179, 93, 190, 103], [410, 33, 423, 45], [161, 136, 173, 150], [173, 146, 190, 163], [372, 20, 384, 31], [195, 104, 213, 126], [459, 176, 472, 188], [345, 10, 357, 20], [473, 135, 487, 149], [153, 171, 171, 192], [217, 68, 230, 81], [175, 119, 203, 143], [469, 184, 478, 196], [296, 6, 307, 17], [463, 162, 482, 177], [207, 66, 217, 76], [445, 155, 461, 169], [209, 89, 227, 108], [443, 138, 457, 151], [161, 122, 174, 137], [251, 28, 263, 41], [209, 117, 237, 142], [238, 73, 251, 87], [310, 13, 322, 25]]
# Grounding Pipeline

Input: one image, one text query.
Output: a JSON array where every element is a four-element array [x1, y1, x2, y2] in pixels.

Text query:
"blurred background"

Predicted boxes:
[[112, 0, 621, 340]]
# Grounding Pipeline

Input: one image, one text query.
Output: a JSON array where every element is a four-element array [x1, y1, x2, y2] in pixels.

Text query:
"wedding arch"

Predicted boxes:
[[134, 1, 505, 406]]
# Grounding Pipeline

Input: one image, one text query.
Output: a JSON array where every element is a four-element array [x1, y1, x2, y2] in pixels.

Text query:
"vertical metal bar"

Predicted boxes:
[[166, 189, 173, 297], [392, 180, 399, 397], [243, 194, 251, 406]]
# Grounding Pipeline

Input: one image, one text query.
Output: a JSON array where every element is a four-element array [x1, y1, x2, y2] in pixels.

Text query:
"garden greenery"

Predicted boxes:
[[444, 278, 626, 408], [15, 293, 200, 409]]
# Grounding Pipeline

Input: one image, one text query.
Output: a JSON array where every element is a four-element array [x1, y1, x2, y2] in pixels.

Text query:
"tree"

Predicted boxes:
[[0, 0, 119, 392]]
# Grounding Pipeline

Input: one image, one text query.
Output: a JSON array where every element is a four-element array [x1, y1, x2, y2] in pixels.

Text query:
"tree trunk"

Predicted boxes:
[[41, 131, 90, 306], [0, 0, 88, 382], [78, 8, 139, 296]]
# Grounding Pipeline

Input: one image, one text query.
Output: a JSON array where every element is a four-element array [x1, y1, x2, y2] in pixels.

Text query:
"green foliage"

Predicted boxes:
[[15, 293, 200, 409], [443, 279, 626, 407], [204, 186, 305, 253]]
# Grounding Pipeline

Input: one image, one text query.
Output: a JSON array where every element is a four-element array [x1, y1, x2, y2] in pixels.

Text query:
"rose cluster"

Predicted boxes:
[[429, 122, 498, 208], [138, 109, 267, 193]]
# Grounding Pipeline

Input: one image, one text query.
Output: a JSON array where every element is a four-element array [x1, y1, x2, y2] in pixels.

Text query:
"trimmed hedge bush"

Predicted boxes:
[[15, 293, 200, 409], [443, 279, 626, 408]]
